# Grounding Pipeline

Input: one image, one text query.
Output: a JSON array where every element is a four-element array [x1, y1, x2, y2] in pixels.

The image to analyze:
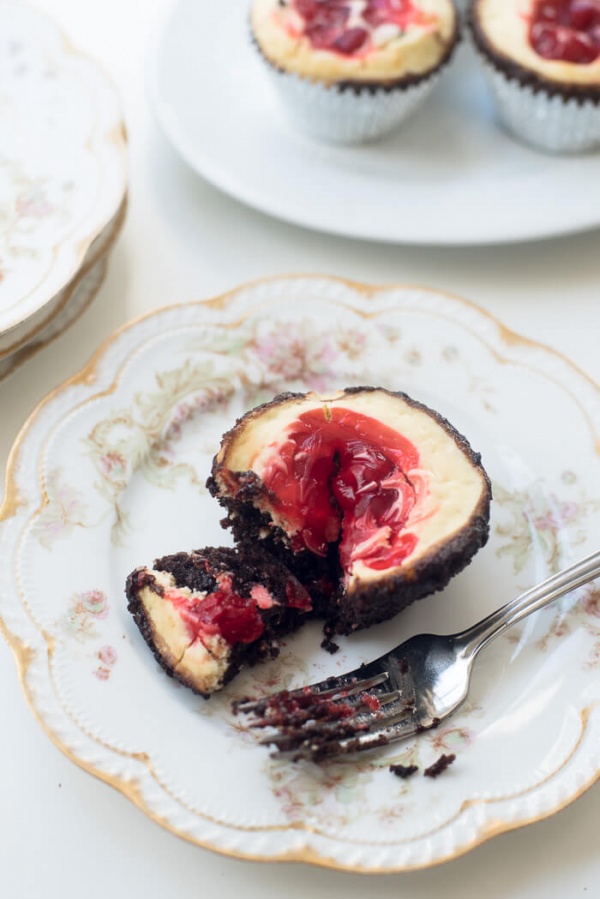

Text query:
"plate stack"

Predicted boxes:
[[0, 1, 127, 381]]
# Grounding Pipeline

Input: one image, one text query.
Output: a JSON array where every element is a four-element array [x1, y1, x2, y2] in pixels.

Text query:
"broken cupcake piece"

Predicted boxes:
[[125, 546, 313, 696], [208, 387, 492, 636]]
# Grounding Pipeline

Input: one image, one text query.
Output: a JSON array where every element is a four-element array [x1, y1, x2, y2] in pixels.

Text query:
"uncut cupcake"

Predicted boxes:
[[469, 0, 600, 153], [250, 0, 460, 144]]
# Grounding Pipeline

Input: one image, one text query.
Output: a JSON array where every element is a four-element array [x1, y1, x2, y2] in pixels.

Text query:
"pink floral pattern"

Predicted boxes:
[[252, 327, 337, 390], [36, 468, 89, 549], [65, 589, 109, 640], [95, 645, 118, 681], [494, 478, 599, 575], [62, 591, 117, 680]]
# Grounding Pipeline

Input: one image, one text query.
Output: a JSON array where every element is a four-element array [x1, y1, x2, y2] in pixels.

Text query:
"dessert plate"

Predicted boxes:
[[2, 276, 600, 873], [0, 1, 127, 348], [0, 197, 127, 381], [149, 0, 600, 245]]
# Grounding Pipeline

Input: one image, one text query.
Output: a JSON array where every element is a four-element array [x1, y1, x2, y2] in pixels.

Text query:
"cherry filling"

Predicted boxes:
[[288, 0, 429, 56], [164, 572, 312, 647], [166, 586, 264, 646], [529, 0, 600, 63], [260, 406, 423, 574]]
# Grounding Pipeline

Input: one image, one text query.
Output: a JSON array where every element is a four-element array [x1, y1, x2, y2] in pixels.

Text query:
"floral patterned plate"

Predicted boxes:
[[1, 276, 600, 873], [0, 197, 126, 381], [0, 1, 127, 348]]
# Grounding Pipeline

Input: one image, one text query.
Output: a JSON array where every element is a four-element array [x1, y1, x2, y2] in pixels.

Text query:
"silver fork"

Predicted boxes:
[[233, 549, 600, 761]]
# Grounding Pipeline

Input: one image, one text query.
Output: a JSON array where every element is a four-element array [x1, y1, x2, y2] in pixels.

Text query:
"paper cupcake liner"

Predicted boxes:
[[262, 65, 442, 145], [481, 61, 600, 154]]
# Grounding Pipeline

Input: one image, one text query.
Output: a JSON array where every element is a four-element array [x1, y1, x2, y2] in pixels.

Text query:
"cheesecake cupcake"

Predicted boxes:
[[208, 387, 491, 636], [469, 0, 600, 152], [250, 0, 460, 144]]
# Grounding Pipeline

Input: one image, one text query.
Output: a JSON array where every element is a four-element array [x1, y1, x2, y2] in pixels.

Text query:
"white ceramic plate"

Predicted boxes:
[[149, 0, 600, 246], [0, 230, 110, 382], [0, 1, 127, 340], [0, 197, 126, 374], [2, 276, 600, 872]]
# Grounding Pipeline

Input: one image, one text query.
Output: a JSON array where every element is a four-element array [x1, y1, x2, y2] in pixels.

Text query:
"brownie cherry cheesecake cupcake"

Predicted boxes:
[[469, 0, 600, 152], [209, 387, 491, 638], [250, 0, 460, 143]]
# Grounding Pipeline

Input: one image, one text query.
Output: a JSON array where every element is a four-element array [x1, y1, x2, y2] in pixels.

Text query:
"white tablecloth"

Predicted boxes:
[[1, 1, 599, 895]]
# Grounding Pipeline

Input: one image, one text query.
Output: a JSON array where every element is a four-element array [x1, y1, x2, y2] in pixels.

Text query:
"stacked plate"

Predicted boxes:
[[0, 1, 127, 381]]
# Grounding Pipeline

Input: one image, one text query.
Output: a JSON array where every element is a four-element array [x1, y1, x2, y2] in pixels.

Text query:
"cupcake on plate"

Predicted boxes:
[[250, 0, 460, 144], [469, 0, 600, 153]]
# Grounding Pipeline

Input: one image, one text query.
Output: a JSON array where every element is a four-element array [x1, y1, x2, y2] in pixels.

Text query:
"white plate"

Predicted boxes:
[[149, 0, 600, 246], [2, 276, 600, 872], [0, 197, 126, 372], [0, 1, 127, 340], [0, 202, 122, 382]]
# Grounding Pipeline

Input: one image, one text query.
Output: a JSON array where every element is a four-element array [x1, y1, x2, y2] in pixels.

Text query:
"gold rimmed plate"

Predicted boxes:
[[1, 276, 600, 872], [0, 196, 127, 382]]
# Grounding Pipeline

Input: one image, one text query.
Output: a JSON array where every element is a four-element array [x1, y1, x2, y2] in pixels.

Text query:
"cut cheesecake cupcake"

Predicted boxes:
[[126, 547, 313, 696], [208, 387, 492, 636], [469, 0, 600, 151], [250, 0, 460, 142]]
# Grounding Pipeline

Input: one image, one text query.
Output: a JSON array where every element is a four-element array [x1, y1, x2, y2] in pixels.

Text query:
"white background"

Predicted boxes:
[[1, 1, 599, 896]]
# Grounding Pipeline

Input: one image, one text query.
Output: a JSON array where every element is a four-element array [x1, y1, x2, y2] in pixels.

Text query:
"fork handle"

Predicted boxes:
[[457, 549, 600, 659]]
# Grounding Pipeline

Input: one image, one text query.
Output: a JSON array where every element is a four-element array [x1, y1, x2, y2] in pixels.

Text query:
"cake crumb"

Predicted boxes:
[[423, 753, 456, 778], [320, 635, 340, 654], [389, 763, 418, 779]]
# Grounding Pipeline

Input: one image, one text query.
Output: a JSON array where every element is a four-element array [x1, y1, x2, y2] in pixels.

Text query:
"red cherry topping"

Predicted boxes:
[[285, 578, 313, 610], [166, 586, 265, 646], [530, 0, 600, 62], [332, 26, 370, 54], [260, 407, 422, 574], [289, 0, 425, 57]]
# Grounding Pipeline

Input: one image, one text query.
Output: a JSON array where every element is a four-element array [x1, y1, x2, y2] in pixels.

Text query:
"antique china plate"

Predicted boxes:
[[0, 1, 127, 347], [0, 198, 127, 382], [2, 277, 600, 872], [149, 0, 600, 246]]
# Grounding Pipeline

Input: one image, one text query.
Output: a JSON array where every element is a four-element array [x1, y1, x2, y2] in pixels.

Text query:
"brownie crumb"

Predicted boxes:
[[389, 763, 419, 779], [320, 635, 340, 654], [423, 753, 456, 778]]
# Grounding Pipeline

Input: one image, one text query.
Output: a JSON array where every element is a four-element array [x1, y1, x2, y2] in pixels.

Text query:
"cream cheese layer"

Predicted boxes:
[[137, 569, 231, 694]]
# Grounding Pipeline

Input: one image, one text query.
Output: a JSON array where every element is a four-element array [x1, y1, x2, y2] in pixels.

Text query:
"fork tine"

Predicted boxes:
[[232, 668, 389, 715], [248, 693, 388, 735], [233, 643, 423, 761], [255, 688, 405, 740], [276, 711, 422, 762], [257, 687, 419, 758]]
